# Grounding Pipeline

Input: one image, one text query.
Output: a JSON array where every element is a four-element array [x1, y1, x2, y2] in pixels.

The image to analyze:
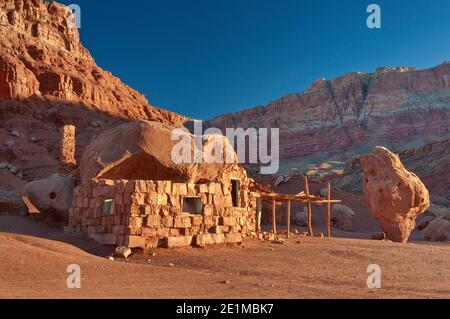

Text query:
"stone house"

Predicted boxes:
[[67, 121, 260, 249]]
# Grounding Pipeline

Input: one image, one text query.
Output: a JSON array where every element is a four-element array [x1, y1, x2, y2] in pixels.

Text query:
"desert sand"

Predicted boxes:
[[1, 215, 448, 299]]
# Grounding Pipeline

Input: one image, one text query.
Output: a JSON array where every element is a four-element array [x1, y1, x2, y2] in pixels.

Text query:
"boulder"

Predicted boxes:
[[274, 174, 292, 187], [4, 139, 14, 148], [423, 217, 450, 242], [294, 209, 308, 226], [371, 232, 386, 240], [427, 204, 450, 219], [114, 246, 132, 258], [25, 174, 74, 219], [90, 120, 102, 128], [416, 216, 435, 230], [360, 146, 430, 243], [331, 204, 355, 231], [274, 175, 285, 187], [8, 165, 18, 174], [80, 121, 239, 184], [0, 189, 25, 215]]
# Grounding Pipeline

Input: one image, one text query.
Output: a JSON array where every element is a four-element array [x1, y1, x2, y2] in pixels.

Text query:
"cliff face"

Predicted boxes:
[[0, 0, 184, 125], [209, 64, 450, 160], [0, 0, 185, 186]]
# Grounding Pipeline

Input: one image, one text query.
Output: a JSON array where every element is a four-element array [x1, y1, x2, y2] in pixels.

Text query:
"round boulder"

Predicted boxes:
[[294, 209, 308, 226], [331, 204, 355, 231], [25, 174, 74, 219], [416, 216, 435, 230], [0, 189, 25, 215], [423, 217, 450, 242]]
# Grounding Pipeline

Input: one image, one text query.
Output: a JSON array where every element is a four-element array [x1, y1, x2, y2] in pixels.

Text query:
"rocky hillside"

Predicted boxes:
[[209, 64, 450, 163], [0, 0, 185, 187]]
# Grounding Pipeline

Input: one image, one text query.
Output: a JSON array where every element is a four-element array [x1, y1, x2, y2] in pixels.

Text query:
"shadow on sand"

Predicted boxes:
[[0, 214, 115, 257]]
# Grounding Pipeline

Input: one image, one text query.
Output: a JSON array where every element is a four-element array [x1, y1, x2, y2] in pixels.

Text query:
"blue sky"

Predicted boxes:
[[57, 0, 450, 119]]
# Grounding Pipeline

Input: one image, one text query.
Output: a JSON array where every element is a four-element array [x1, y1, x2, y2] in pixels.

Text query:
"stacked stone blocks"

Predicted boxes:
[[68, 179, 259, 249]]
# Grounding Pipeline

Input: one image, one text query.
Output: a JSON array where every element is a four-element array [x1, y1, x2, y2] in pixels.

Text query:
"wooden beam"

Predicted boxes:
[[309, 199, 342, 204], [21, 196, 40, 215], [272, 199, 277, 236], [304, 176, 313, 237], [286, 200, 291, 239], [260, 196, 341, 204], [327, 182, 331, 238]]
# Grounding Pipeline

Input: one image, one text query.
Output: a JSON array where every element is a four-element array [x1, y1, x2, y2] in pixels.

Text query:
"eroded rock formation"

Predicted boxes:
[[0, 0, 184, 124], [337, 138, 450, 202], [360, 146, 430, 243]]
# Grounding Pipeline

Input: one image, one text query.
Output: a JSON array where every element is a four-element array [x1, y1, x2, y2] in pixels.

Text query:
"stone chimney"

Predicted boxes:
[[59, 125, 77, 175]]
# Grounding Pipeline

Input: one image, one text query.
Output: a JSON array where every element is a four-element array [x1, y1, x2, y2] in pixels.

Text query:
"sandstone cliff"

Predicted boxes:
[[0, 0, 185, 186], [209, 65, 450, 161], [0, 0, 184, 124]]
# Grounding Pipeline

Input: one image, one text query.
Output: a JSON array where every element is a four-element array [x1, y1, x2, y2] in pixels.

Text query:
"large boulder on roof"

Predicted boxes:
[[80, 121, 239, 184]]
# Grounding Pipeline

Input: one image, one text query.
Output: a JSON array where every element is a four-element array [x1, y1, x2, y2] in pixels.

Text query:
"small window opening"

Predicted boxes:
[[103, 198, 113, 216], [231, 179, 240, 207], [182, 197, 203, 215], [256, 198, 262, 231]]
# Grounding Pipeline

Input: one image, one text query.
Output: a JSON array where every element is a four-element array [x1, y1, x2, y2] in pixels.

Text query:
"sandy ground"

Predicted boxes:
[[0, 215, 449, 299]]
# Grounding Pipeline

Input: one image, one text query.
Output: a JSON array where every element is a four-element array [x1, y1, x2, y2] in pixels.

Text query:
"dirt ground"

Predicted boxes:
[[0, 215, 449, 299]]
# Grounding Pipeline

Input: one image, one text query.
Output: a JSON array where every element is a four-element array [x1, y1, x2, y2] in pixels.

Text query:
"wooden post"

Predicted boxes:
[[272, 199, 277, 236], [286, 200, 291, 239], [327, 182, 331, 238], [304, 176, 313, 237]]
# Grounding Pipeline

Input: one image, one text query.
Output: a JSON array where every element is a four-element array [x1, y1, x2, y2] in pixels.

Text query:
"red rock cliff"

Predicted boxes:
[[209, 65, 450, 159], [0, 0, 184, 125], [0, 0, 185, 185]]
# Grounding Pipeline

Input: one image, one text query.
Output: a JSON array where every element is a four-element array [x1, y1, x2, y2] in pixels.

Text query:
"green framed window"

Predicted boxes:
[[231, 179, 240, 207], [103, 198, 113, 216], [182, 197, 203, 215]]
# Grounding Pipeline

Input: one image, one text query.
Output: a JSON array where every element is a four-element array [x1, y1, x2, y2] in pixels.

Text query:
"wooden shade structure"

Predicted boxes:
[[253, 177, 341, 238]]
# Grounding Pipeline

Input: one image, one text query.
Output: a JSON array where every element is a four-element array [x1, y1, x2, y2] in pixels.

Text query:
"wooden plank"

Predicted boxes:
[[260, 197, 341, 204], [327, 182, 331, 238], [21, 196, 40, 214], [272, 199, 277, 236], [286, 200, 291, 239], [309, 200, 342, 204], [304, 176, 313, 237]]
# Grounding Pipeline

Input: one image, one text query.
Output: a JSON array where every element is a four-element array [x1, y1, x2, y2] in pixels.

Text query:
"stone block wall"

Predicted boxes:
[[68, 178, 259, 249]]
